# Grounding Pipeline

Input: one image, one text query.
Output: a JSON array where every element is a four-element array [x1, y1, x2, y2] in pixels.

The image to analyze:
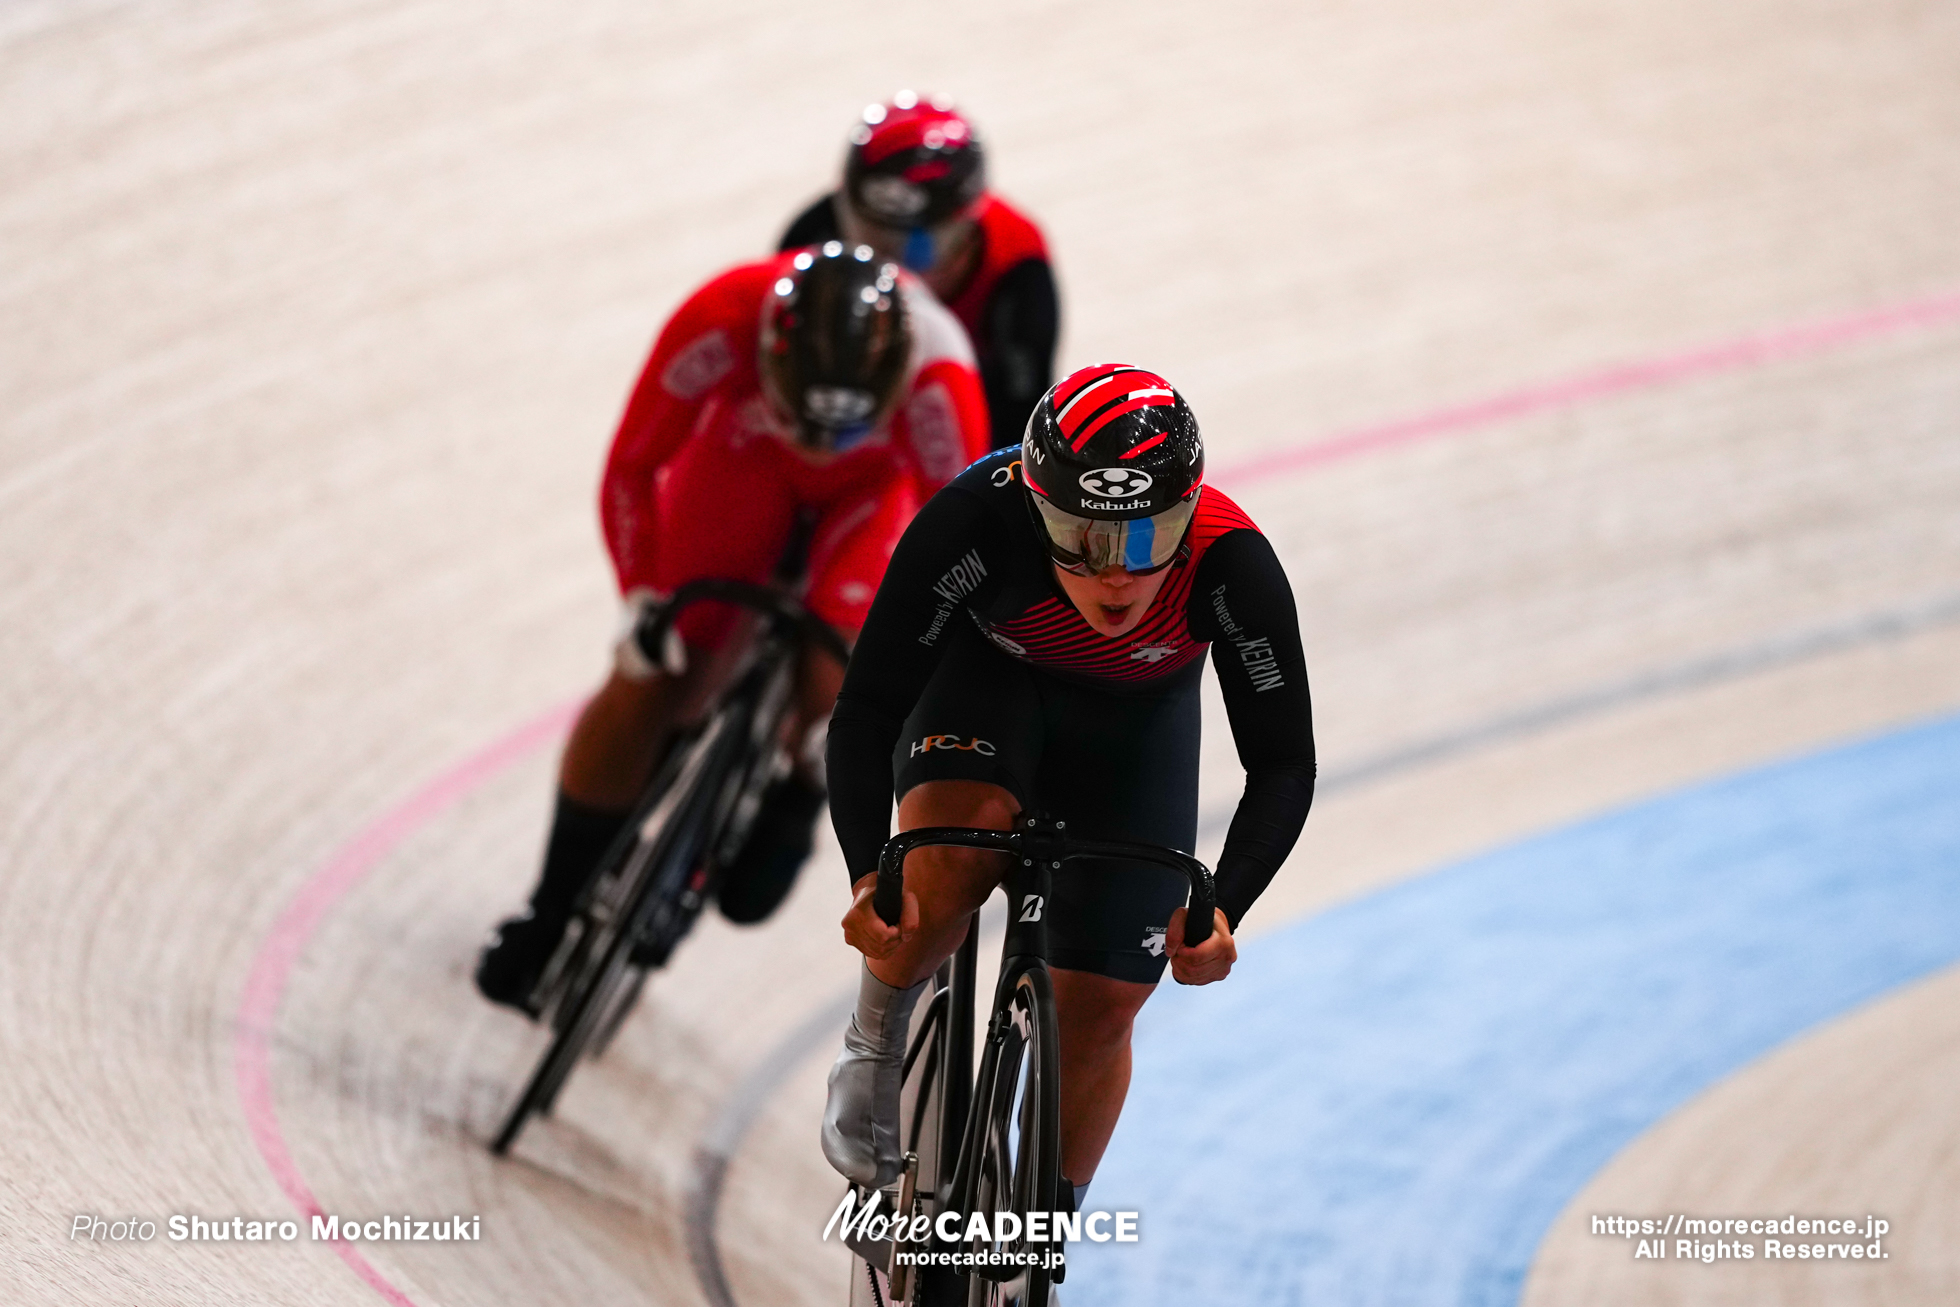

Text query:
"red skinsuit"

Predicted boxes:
[[942, 195, 1049, 339], [600, 251, 990, 645]]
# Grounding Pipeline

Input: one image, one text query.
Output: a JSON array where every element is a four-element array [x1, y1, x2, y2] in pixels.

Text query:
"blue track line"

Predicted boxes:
[[1070, 712, 1960, 1306]]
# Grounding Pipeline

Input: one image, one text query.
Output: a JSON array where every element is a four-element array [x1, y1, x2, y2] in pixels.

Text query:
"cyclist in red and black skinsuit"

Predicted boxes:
[[817, 364, 1316, 1214], [474, 244, 990, 1013], [781, 92, 1059, 451]]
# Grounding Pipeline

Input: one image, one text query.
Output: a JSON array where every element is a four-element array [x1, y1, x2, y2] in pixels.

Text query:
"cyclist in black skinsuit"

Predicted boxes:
[[816, 364, 1316, 1218], [779, 91, 1059, 451]]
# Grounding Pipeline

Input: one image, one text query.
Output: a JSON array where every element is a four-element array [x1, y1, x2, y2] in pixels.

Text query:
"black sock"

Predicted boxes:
[[528, 792, 631, 927], [716, 775, 826, 924]]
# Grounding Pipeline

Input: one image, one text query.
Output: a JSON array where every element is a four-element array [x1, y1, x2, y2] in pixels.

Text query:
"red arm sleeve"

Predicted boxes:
[[599, 264, 768, 593]]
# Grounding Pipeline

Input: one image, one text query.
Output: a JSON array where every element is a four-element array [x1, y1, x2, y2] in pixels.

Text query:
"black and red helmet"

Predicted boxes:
[[842, 92, 987, 232], [1021, 364, 1205, 575], [759, 242, 912, 452]]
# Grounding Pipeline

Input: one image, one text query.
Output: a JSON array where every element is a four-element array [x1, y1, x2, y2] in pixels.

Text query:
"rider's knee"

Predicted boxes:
[[590, 664, 670, 721], [1054, 972, 1153, 1052], [1073, 1003, 1138, 1052], [917, 840, 1009, 887]]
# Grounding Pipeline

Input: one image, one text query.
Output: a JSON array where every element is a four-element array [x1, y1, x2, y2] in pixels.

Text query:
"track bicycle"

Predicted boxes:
[[490, 578, 847, 1155], [841, 814, 1216, 1306]]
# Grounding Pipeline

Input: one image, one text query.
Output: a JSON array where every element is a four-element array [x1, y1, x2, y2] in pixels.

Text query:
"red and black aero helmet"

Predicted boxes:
[[843, 92, 987, 232], [759, 242, 912, 452], [1021, 364, 1205, 575]]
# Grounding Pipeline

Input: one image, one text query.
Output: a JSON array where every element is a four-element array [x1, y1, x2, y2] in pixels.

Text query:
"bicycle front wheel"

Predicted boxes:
[[490, 700, 745, 1155], [961, 965, 1060, 1307]]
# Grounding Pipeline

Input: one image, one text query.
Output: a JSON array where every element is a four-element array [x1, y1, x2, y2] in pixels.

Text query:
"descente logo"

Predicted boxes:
[[910, 735, 997, 757]]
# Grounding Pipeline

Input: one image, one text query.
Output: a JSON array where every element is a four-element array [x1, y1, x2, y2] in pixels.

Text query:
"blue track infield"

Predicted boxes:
[[1069, 711, 1960, 1307]]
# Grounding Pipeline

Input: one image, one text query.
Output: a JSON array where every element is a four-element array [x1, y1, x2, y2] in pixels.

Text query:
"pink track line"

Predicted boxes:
[[1213, 286, 1960, 486], [233, 700, 582, 1307], [231, 282, 1960, 1307]]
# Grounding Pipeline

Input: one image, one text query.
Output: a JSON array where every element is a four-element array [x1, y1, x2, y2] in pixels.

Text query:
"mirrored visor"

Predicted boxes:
[[803, 385, 877, 427], [1031, 492, 1198, 574]]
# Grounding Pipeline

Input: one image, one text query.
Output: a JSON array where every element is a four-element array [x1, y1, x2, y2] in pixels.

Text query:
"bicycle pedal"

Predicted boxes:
[[888, 1155, 920, 1301], [836, 1183, 902, 1272]]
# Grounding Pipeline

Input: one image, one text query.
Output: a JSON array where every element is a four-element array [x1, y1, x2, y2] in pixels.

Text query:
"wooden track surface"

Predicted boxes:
[[3, 2, 1956, 1303]]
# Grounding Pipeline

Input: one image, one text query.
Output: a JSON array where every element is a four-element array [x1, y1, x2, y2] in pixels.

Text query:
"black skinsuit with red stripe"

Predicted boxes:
[[826, 447, 1316, 982]]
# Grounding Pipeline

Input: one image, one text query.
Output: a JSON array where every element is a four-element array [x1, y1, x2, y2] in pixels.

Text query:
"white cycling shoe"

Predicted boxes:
[[821, 963, 926, 1188]]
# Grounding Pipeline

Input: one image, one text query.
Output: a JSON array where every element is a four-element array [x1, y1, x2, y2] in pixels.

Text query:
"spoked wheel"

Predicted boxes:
[[961, 966, 1060, 1307]]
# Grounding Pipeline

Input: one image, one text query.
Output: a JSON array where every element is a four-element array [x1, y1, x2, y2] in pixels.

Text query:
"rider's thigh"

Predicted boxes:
[[897, 778, 1021, 829], [864, 780, 1019, 984], [894, 779, 1021, 921], [1049, 967, 1155, 1051], [1036, 670, 1202, 984]]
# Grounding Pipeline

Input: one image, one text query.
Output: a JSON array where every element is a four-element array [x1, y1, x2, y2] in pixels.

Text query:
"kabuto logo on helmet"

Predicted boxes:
[[1023, 363, 1205, 529], [1079, 467, 1153, 499]]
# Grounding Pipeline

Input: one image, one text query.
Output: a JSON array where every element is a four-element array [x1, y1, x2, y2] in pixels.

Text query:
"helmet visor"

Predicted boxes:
[[840, 204, 978, 274], [1031, 492, 1198, 575]]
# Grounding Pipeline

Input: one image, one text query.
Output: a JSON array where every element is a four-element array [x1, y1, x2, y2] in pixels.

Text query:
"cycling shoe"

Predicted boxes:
[[473, 913, 561, 1016], [821, 964, 925, 1187]]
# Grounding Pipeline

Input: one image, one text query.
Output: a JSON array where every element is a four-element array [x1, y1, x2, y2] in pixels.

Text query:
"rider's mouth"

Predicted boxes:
[[1098, 602, 1134, 626]]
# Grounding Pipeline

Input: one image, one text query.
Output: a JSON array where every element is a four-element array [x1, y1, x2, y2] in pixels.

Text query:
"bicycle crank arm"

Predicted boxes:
[[888, 1151, 920, 1302]]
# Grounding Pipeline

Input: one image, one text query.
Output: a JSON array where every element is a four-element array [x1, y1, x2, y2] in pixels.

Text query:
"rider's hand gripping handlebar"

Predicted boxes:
[[631, 579, 851, 672], [872, 815, 1217, 947]]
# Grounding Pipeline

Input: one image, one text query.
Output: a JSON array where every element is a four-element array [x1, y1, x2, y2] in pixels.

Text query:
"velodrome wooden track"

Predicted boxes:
[[4, 2, 1957, 1303]]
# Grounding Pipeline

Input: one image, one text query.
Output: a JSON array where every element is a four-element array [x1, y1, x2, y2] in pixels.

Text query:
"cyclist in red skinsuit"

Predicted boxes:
[[781, 92, 1059, 450], [475, 243, 990, 1013], [602, 252, 985, 644]]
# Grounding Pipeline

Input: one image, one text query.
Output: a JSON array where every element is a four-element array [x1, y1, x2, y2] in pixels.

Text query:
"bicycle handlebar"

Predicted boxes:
[[633, 578, 851, 670], [873, 817, 1218, 947]]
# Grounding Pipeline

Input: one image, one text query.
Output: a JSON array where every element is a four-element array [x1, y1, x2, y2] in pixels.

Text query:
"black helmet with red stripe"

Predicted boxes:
[[1020, 364, 1205, 575], [844, 92, 986, 228]]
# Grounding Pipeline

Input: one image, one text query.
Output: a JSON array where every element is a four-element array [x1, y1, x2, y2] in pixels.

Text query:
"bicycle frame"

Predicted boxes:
[[491, 579, 844, 1155], [858, 814, 1218, 1303]]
